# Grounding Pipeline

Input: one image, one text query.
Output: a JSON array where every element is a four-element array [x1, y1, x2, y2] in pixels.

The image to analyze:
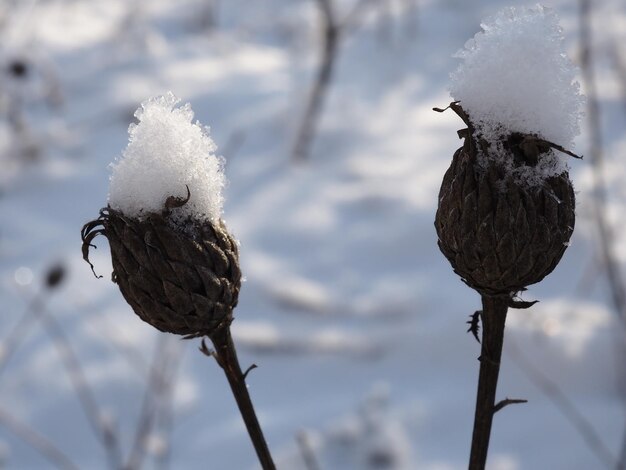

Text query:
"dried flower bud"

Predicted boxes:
[[434, 104, 575, 297], [8, 59, 28, 79], [81, 201, 241, 339], [45, 263, 66, 290]]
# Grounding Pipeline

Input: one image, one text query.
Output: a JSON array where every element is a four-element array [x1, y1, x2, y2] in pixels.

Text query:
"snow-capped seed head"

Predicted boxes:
[[449, 4, 584, 180], [108, 92, 225, 225]]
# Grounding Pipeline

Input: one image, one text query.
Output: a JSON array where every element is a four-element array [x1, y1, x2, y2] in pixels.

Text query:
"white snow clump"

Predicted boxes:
[[108, 92, 225, 224], [449, 5, 584, 181]]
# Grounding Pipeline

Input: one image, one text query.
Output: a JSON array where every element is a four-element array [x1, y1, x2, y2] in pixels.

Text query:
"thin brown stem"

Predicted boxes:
[[209, 324, 276, 470], [468, 295, 508, 470]]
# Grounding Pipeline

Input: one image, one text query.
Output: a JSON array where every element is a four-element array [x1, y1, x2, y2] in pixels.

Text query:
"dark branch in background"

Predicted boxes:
[[0, 406, 79, 470], [199, 0, 220, 32], [580, 3, 626, 468], [506, 338, 616, 469], [291, 0, 378, 162]]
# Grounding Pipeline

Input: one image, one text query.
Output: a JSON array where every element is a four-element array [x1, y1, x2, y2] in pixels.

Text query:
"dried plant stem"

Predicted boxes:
[[209, 324, 276, 470], [469, 295, 508, 470]]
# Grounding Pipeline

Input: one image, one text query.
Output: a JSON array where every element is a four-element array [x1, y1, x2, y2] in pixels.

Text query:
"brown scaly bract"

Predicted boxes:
[[434, 103, 576, 297], [81, 197, 241, 339]]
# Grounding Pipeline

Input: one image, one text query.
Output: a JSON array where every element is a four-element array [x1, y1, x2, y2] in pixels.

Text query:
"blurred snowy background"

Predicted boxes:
[[1, 0, 626, 469]]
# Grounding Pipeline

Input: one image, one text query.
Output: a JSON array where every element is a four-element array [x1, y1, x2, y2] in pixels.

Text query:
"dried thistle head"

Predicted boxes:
[[434, 103, 576, 297], [81, 189, 241, 339]]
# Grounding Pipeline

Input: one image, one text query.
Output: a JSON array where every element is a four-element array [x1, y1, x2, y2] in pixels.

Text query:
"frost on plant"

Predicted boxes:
[[449, 5, 584, 185], [108, 92, 225, 224]]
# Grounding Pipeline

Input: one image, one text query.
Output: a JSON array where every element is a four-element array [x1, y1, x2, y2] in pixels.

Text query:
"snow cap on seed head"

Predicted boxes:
[[449, 4, 584, 151], [108, 92, 225, 225]]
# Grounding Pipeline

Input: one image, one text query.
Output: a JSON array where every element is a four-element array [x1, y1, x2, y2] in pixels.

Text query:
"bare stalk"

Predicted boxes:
[[208, 324, 276, 470], [468, 295, 508, 470]]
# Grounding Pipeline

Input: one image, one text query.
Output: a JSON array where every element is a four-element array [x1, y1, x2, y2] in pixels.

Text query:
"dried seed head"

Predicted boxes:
[[81, 200, 241, 338], [434, 104, 575, 297]]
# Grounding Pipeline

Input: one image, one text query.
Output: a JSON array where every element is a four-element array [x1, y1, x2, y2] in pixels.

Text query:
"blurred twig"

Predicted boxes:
[[2, 267, 123, 470], [0, 406, 79, 470], [0, 294, 42, 379], [579, 0, 626, 327], [296, 431, 321, 470], [125, 336, 183, 470], [403, 0, 419, 39], [609, 43, 626, 118], [580, 3, 626, 468], [83, 312, 150, 379], [154, 342, 185, 470], [507, 338, 615, 469], [291, 0, 379, 162], [34, 300, 123, 470]]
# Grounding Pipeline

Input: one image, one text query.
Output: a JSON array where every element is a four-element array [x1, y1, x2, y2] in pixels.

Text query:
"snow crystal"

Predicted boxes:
[[449, 5, 584, 181], [108, 92, 225, 224]]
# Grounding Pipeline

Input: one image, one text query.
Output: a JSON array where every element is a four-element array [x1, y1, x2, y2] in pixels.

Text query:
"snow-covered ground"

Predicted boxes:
[[1, 0, 625, 469]]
